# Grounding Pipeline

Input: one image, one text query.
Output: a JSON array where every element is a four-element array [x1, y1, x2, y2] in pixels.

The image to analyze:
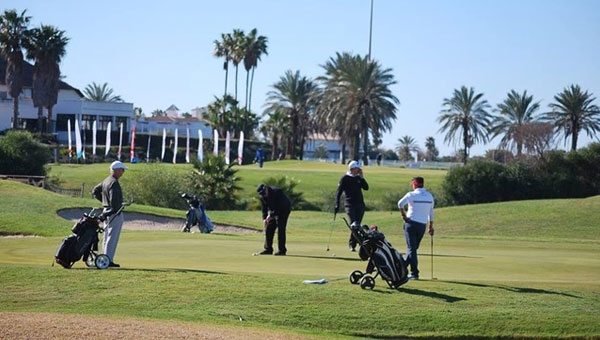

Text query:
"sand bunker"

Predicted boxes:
[[57, 208, 259, 233]]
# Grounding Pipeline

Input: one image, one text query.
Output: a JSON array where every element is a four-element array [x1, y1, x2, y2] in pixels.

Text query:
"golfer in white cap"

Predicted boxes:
[[335, 160, 369, 251], [91, 161, 128, 267]]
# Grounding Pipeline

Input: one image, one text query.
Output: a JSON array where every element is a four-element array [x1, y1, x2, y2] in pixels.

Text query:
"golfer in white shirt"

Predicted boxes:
[[397, 177, 435, 280]]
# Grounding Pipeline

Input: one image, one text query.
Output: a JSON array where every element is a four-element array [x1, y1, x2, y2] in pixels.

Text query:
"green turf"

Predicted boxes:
[[47, 160, 447, 209], [1, 180, 599, 339]]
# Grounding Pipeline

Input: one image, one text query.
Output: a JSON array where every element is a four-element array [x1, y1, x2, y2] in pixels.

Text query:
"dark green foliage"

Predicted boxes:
[[126, 165, 188, 210], [0, 130, 51, 176], [262, 175, 316, 210], [188, 154, 241, 210], [442, 143, 600, 205]]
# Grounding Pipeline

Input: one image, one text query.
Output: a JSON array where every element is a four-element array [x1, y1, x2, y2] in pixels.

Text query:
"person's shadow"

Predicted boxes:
[[441, 280, 581, 298], [397, 287, 467, 302]]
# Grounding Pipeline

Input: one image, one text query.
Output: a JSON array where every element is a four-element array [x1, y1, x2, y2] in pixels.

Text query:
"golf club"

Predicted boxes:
[[431, 234, 437, 280], [326, 212, 337, 251]]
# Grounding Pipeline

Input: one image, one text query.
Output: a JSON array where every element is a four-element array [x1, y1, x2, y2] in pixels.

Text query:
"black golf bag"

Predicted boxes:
[[179, 192, 213, 233], [345, 218, 409, 290], [55, 210, 109, 269]]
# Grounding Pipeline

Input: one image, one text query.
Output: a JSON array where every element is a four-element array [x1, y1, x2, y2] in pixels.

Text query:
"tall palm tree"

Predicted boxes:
[[491, 89, 540, 157], [230, 29, 245, 101], [264, 70, 318, 159], [23, 24, 69, 133], [424, 136, 439, 161], [207, 94, 239, 136], [438, 86, 491, 164], [0, 9, 31, 129], [260, 110, 289, 160], [544, 84, 600, 151], [213, 33, 233, 96], [243, 28, 268, 112], [316, 52, 398, 164], [395, 135, 419, 161], [83, 82, 123, 102]]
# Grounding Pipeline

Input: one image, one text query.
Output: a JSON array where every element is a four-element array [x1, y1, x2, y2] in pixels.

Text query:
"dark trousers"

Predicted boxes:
[[404, 220, 426, 276], [346, 204, 365, 249], [264, 212, 289, 253]]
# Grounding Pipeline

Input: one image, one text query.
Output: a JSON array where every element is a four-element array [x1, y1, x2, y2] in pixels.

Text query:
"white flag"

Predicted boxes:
[[161, 128, 166, 161], [197, 129, 203, 162], [146, 131, 151, 161], [185, 128, 190, 163], [118, 122, 123, 161], [67, 119, 72, 158], [172, 129, 178, 164], [92, 120, 97, 156], [225, 131, 231, 165], [130, 125, 136, 162], [238, 131, 244, 165], [75, 119, 83, 159], [105, 121, 111, 156], [213, 129, 218, 156]]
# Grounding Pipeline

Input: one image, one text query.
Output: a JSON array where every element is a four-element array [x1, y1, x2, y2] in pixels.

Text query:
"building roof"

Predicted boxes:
[[143, 116, 210, 124], [0, 56, 84, 98], [307, 132, 339, 141], [166, 104, 179, 111]]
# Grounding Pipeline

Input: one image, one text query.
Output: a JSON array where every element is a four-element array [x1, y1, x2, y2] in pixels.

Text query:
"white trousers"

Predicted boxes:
[[103, 213, 124, 262]]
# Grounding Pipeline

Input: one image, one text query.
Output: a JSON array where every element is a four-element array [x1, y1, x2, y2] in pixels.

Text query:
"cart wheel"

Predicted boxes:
[[349, 270, 363, 285], [360, 275, 375, 290], [95, 254, 110, 270], [85, 254, 96, 268]]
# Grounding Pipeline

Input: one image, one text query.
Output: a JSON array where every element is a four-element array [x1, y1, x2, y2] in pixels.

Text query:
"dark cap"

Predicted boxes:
[[256, 184, 267, 195], [411, 177, 424, 186]]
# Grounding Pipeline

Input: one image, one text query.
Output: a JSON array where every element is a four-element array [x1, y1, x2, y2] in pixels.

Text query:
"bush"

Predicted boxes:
[[187, 155, 242, 210], [260, 175, 317, 210], [0, 130, 51, 176], [127, 165, 189, 210]]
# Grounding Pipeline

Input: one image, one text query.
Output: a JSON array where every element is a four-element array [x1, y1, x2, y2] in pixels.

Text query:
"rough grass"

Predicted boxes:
[[1, 180, 599, 339]]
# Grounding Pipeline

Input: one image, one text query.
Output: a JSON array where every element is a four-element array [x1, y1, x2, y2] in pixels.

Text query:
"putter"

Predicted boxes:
[[326, 212, 337, 251], [431, 234, 437, 280]]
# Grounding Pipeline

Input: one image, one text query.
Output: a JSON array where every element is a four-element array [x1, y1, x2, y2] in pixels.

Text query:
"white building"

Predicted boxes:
[[304, 133, 343, 160], [136, 109, 212, 139], [0, 57, 133, 144]]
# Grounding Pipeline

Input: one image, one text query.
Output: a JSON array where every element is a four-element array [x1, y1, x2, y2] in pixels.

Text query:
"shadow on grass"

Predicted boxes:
[[441, 280, 581, 298], [398, 287, 467, 302], [286, 254, 362, 262], [71, 267, 227, 275]]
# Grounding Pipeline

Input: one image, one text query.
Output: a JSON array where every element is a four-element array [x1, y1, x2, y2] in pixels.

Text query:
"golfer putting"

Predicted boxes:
[[397, 177, 435, 280], [256, 184, 291, 256]]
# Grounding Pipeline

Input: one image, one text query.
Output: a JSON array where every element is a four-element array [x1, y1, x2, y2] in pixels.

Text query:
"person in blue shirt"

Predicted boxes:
[[255, 147, 264, 168]]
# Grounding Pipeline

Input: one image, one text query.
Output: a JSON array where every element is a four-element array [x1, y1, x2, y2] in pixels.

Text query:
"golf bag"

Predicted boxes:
[[55, 210, 110, 269], [345, 218, 408, 290], [180, 192, 213, 233]]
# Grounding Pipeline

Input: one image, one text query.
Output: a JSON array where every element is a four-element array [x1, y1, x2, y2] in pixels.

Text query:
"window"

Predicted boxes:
[[115, 116, 128, 130], [98, 116, 112, 130], [82, 114, 95, 130], [56, 114, 76, 132]]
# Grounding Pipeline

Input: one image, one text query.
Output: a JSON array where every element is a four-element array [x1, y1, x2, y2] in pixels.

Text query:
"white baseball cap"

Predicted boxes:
[[110, 161, 128, 171], [348, 160, 361, 170]]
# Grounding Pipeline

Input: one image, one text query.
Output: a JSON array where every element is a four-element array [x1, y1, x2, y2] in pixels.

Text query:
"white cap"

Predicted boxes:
[[348, 160, 361, 170], [110, 161, 128, 171]]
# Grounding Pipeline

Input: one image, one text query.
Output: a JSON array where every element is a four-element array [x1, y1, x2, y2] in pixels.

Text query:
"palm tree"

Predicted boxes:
[[491, 90, 540, 157], [23, 24, 69, 133], [260, 110, 289, 160], [83, 82, 123, 102], [213, 33, 233, 96], [0, 9, 31, 129], [316, 52, 398, 164], [207, 94, 239, 136], [424, 136, 439, 161], [264, 70, 318, 159], [243, 28, 268, 112], [395, 135, 419, 161], [544, 84, 600, 151], [230, 29, 245, 101], [438, 86, 491, 164]]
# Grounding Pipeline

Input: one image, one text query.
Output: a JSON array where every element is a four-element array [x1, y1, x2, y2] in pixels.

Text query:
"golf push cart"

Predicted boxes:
[[55, 203, 130, 269], [343, 218, 409, 290]]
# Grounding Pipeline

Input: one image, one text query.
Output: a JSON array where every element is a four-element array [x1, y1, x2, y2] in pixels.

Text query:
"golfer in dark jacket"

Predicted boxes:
[[257, 184, 291, 255], [335, 160, 369, 251]]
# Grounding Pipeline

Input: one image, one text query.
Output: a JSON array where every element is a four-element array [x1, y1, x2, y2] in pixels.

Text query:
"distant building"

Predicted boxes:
[[304, 133, 343, 160], [137, 115, 212, 139], [165, 104, 180, 118], [0, 57, 133, 144]]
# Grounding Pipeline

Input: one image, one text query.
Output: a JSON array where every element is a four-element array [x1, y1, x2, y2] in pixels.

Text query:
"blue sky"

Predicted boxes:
[[4, 0, 599, 156]]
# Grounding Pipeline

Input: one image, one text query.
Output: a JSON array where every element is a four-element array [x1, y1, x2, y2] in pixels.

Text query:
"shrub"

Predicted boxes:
[[187, 154, 241, 210], [260, 175, 317, 210], [127, 165, 189, 210], [0, 130, 51, 176]]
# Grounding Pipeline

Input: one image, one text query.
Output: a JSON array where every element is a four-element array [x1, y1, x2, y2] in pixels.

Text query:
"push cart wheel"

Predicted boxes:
[[95, 254, 110, 270], [360, 275, 375, 290], [349, 270, 363, 285], [85, 254, 96, 268]]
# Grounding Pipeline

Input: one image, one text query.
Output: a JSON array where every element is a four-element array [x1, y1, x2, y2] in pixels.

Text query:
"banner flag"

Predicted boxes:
[[105, 122, 111, 156], [67, 119, 72, 158], [130, 125, 136, 162], [213, 129, 218, 156], [92, 120, 97, 156], [146, 131, 151, 161], [197, 129, 203, 162], [118, 122, 123, 161], [225, 131, 231, 165], [161, 128, 166, 161], [75, 119, 83, 159], [172, 128, 178, 164], [185, 128, 190, 163], [238, 131, 244, 165]]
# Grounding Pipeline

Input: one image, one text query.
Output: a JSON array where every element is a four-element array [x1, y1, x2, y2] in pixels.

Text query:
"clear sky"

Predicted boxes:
[[4, 0, 599, 156]]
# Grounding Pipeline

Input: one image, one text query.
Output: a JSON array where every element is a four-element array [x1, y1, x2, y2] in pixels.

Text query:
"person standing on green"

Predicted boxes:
[[335, 161, 369, 251]]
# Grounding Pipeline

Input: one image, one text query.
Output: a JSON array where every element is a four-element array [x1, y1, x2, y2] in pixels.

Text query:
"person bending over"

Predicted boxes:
[[257, 184, 291, 256]]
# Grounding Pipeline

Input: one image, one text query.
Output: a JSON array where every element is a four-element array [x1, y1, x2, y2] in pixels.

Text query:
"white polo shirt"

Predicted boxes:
[[397, 188, 435, 224]]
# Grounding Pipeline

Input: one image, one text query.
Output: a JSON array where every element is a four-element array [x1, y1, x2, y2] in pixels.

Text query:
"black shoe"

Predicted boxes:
[[108, 262, 120, 268], [259, 250, 273, 255], [407, 274, 419, 280], [274, 251, 286, 256], [349, 247, 356, 252]]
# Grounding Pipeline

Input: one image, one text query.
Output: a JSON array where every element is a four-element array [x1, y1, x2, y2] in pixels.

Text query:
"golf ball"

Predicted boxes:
[[252, 253, 258, 256], [331, 253, 336, 257]]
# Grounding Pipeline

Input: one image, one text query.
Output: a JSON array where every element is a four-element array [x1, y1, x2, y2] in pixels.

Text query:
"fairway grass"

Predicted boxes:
[[1, 180, 599, 339]]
